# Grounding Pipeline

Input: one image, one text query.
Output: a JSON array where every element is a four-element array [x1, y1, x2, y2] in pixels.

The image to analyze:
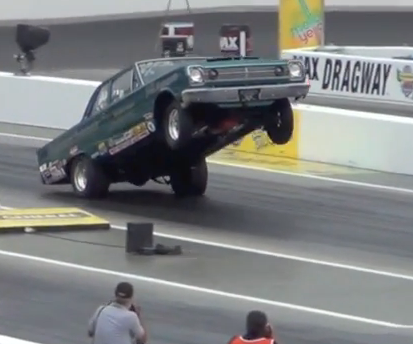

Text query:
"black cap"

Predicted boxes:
[[246, 310, 268, 334], [115, 282, 134, 299]]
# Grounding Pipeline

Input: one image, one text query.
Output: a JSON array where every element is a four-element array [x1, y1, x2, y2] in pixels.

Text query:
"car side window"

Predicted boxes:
[[132, 70, 141, 89], [111, 68, 134, 104], [88, 83, 110, 118]]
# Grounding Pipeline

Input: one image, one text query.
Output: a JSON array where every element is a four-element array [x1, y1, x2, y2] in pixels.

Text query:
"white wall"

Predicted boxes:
[[0, 72, 98, 129], [1, 0, 413, 24], [298, 104, 413, 175], [1, 72, 413, 175], [340, 46, 413, 58]]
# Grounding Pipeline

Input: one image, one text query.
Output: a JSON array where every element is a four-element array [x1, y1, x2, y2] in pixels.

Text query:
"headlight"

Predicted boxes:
[[288, 62, 303, 78], [187, 66, 204, 84]]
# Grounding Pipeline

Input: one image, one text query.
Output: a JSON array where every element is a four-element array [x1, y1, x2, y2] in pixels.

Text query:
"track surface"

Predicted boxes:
[[0, 12, 413, 116], [1, 11, 413, 344], [2, 254, 411, 344], [1, 136, 413, 344]]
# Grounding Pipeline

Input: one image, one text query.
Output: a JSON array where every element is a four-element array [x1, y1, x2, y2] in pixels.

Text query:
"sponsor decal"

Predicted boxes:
[[92, 142, 108, 159], [251, 130, 273, 150], [98, 142, 107, 154], [293, 55, 391, 95], [228, 130, 273, 150], [143, 112, 154, 120], [40, 160, 67, 182], [223, 109, 301, 161], [108, 122, 150, 155], [39, 163, 47, 172], [397, 65, 413, 99], [231, 128, 280, 151], [69, 146, 78, 156]]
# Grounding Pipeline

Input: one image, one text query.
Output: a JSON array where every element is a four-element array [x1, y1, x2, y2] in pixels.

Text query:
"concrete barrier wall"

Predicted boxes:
[[299, 105, 413, 175], [2, 0, 413, 24], [1, 72, 412, 175], [0, 72, 98, 129]]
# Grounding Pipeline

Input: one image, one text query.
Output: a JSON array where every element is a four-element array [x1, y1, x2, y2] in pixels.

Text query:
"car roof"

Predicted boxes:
[[135, 56, 210, 64]]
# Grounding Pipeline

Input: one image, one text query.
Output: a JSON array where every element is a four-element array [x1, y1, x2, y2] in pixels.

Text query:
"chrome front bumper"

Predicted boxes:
[[181, 82, 309, 107]]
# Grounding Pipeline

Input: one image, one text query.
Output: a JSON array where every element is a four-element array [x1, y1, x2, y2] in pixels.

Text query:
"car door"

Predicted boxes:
[[69, 67, 141, 157], [44, 67, 147, 164], [69, 81, 113, 156], [37, 81, 112, 167], [102, 66, 152, 152]]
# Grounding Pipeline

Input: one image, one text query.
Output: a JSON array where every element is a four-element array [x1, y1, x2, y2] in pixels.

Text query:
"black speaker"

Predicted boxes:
[[126, 223, 154, 254], [15, 24, 50, 54]]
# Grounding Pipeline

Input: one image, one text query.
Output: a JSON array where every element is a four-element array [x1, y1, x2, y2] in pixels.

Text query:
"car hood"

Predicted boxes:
[[195, 57, 286, 69]]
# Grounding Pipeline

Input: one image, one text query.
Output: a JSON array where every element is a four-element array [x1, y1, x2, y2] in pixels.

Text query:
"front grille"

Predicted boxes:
[[204, 65, 289, 81]]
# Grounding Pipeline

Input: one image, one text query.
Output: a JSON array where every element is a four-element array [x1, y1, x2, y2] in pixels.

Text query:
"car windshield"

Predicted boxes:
[[136, 57, 207, 84]]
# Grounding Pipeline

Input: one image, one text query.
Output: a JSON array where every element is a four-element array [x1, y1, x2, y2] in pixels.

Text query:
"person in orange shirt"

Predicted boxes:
[[228, 311, 278, 344]]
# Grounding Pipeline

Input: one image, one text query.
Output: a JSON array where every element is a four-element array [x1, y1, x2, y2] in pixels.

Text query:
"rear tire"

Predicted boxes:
[[265, 98, 294, 145], [70, 156, 110, 199], [163, 101, 194, 150], [170, 158, 208, 197]]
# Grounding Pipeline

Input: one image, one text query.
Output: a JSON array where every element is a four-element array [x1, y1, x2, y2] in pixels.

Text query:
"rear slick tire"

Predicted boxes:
[[170, 158, 208, 198], [70, 156, 110, 199]]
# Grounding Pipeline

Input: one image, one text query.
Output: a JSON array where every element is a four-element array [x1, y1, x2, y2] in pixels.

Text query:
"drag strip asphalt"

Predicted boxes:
[[2, 255, 412, 344], [1, 12, 413, 116], [4, 134, 413, 271], [2, 137, 413, 331], [3, 227, 413, 326]]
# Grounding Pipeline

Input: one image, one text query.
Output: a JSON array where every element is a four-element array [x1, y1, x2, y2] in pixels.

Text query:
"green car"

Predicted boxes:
[[36, 56, 309, 198]]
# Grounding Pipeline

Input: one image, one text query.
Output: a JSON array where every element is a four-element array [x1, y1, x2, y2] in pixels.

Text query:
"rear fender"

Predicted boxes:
[[65, 152, 87, 177], [153, 88, 176, 128]]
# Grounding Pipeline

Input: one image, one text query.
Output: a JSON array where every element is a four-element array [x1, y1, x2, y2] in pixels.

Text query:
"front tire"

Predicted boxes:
[[70, 156, 110, 199], [170, 158, 208, 197], [163, 101, 194, 150], [265, 98, 294, 145]]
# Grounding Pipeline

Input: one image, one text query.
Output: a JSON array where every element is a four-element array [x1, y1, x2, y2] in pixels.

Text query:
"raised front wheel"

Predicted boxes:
[[265, 98, 294, 145], [163, 101, 194, 150]]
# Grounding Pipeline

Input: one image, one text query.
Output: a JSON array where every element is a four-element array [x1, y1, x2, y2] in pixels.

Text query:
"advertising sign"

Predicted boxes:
[[0, 207, 109, 232], [282, 48, 413, 104], [278, 0, 324, 51], [294, 54, 392, 96], [219, 24, 252, 57], [215, 109, 301, 169], [160, 22, 194, 52]]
